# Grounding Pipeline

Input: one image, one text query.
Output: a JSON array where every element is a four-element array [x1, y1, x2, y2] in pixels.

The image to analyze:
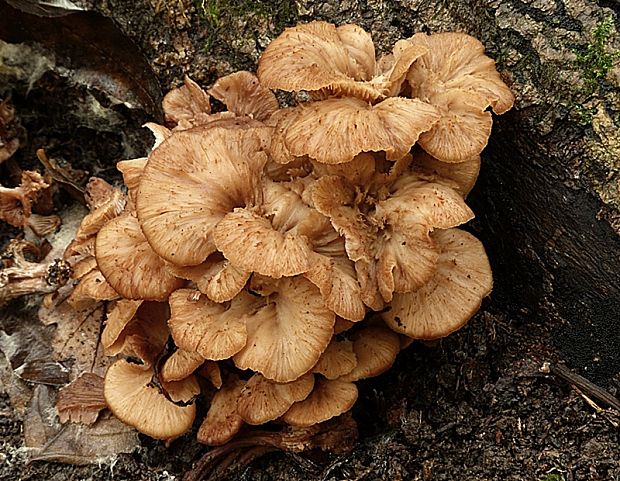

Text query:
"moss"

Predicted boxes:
[[196, 0, 297, 52], [539, 474, 565, 481], [574, 15, 620, 94]]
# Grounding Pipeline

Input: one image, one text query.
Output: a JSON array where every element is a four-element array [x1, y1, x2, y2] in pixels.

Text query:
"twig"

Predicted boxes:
[[541, 362, 620, 412]]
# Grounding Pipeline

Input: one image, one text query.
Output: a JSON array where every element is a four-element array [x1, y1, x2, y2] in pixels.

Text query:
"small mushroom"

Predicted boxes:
[[168, 288, 258, 361], [312, 339, 357, 380], [198, 375, 245, 445], [411, 149, 481, 197], [338, 326, 400, 382], [208, 71, 279, 121], [282, 379, 358, 427], [161, 349, 206, 382], [95, 213, 183, 300], [236, 373, 315, 425], [233, 276, 335, 383], [382, 228, 493, 339], [104, 360, 199, 441], [162, 76, 212, 129]]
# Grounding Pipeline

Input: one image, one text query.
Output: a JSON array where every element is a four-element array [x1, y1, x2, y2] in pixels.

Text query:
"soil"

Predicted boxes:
[[1, 0, 619, 480]]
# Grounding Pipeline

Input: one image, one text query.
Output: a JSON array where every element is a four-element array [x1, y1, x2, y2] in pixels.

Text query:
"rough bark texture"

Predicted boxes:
[[1, 0, 619, 480]]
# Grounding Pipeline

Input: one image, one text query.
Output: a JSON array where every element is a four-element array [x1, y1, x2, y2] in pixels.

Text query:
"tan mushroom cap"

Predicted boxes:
[[75, 188, 126, 241], [104, 360, 199, 440], [67, 268, 119, 306], [312, 339, 357, 380], [258, 21, 384, 101], [161, 349, 205, 382], [162, 76, 212, 128], [116, 157, 147, 207], [104, 303, 170, 365], [305, 226, 366, 321], [165, 254, 250, 303], [208, 71, 279, 121], [311, 152, 376, 186], [0, 171, 50, 229], [198, 376, 245, 445], [284, 97, 440, 164], [382, 228, 493, 339], [416, 89, 493, 163], [372, 39, 430, 97], [233, 276, 335, 383], [339, 326, 400, 382], [214, 180, 323, 278], [406, 32, 514, 115], [237, 373, 315, 425], [95, 213, 183, 300], [334, 317, 355, 334], [101, 299, 143, 350], [136, 127, 268, 266], [198, 361, 223, 389], [411, 150, 481, 197], [371, 178, 474, 301], [282, 379, 358, 427], [168, 288, 258, 360]]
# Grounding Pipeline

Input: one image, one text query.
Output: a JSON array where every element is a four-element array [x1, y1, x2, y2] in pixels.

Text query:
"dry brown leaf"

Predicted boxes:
[[56, 372, 106, 425]]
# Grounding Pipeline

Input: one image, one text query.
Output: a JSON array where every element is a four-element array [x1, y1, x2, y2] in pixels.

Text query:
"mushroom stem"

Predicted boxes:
[[0, 240, 71, 304]]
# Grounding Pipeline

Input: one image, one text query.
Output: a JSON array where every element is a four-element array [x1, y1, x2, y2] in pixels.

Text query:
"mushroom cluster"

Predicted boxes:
[[67, 22, 512, 444]]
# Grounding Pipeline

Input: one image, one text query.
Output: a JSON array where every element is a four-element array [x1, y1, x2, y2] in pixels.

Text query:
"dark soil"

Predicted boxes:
[[1, 0, 619, 480]]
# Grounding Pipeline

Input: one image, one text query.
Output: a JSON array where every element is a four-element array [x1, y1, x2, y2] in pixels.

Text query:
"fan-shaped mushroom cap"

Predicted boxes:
[[162, 76, 212, 129], [214, 181, 323, 278], [199, 361, 223, 389], [339, 326, 400, 381], [101, 299, 143, 350], [95, 213, 183, 300], [136, 127, 268, 266], [382, 228, 493, 339], [104, 360, 199, 440], [416, 89, 492, 163], [411, 150, 481, 197], [284, 97, 440, 164], [237, 373, 315, 425], [116, 157, 147, 207], [161, 349, 205, 382], [282, 379, 358, 427], [75, 188, 126, 242], [305, 226, 366, 322], [258, 21, 383, 101], [104, 302, 170, 365], [406, 32, 514, 115], [312, 340, 357, 380], [67, 268, 119, 306], [168, 288, 258, 360], [311, 152, 376, 187], [334, 317, 355, 334], [233, 277, 335, 383], [208, 71, 279, 121], [370, 177, 474, 301], [165, 254, 250, 303], [198, 376, 245, 445]]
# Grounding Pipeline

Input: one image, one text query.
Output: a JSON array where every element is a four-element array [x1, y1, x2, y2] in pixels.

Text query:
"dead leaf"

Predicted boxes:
[[24, 384, 139, 464], [0, 2, 163, 118], [0, 329, 69, 386], [56, 372, 106, 425], [5, 0, 85, 17], [38, 293, 111, 378]]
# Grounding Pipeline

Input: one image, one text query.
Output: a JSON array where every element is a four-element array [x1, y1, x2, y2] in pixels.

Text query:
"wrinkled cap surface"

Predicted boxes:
[[284, 97, 440, 164], [136, 126, 268, 266], [161, 349, 205, 382], [95, 213, 183, 300], [407, 32, 514, 115], [382, 228, 493, 339], [104, 360, 199, 440], [168, 288, 258, 360], [237, 373, 315, 425]]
